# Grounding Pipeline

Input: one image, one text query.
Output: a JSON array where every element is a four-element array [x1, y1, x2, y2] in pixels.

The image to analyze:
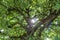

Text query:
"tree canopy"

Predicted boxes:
[[0, 0, 60, 40]]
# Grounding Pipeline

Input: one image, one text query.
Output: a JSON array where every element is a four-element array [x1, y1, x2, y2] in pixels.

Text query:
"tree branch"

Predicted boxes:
[[38, 9, 60, 37], [0, 2, 8, 8]]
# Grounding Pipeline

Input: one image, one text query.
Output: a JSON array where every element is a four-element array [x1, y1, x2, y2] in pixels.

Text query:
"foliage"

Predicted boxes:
[[0, 0, 60, 40]]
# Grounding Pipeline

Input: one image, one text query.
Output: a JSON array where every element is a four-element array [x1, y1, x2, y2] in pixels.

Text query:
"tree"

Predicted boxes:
[[0, 0, 60, 40]]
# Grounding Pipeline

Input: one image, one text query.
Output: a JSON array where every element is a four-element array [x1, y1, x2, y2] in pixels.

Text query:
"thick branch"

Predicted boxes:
[[28, 9, 60, 37], [38, 9, 60, 37]]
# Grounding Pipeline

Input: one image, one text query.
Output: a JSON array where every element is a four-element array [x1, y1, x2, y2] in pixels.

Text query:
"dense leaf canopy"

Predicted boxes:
[[0, 0, 60, 40]]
